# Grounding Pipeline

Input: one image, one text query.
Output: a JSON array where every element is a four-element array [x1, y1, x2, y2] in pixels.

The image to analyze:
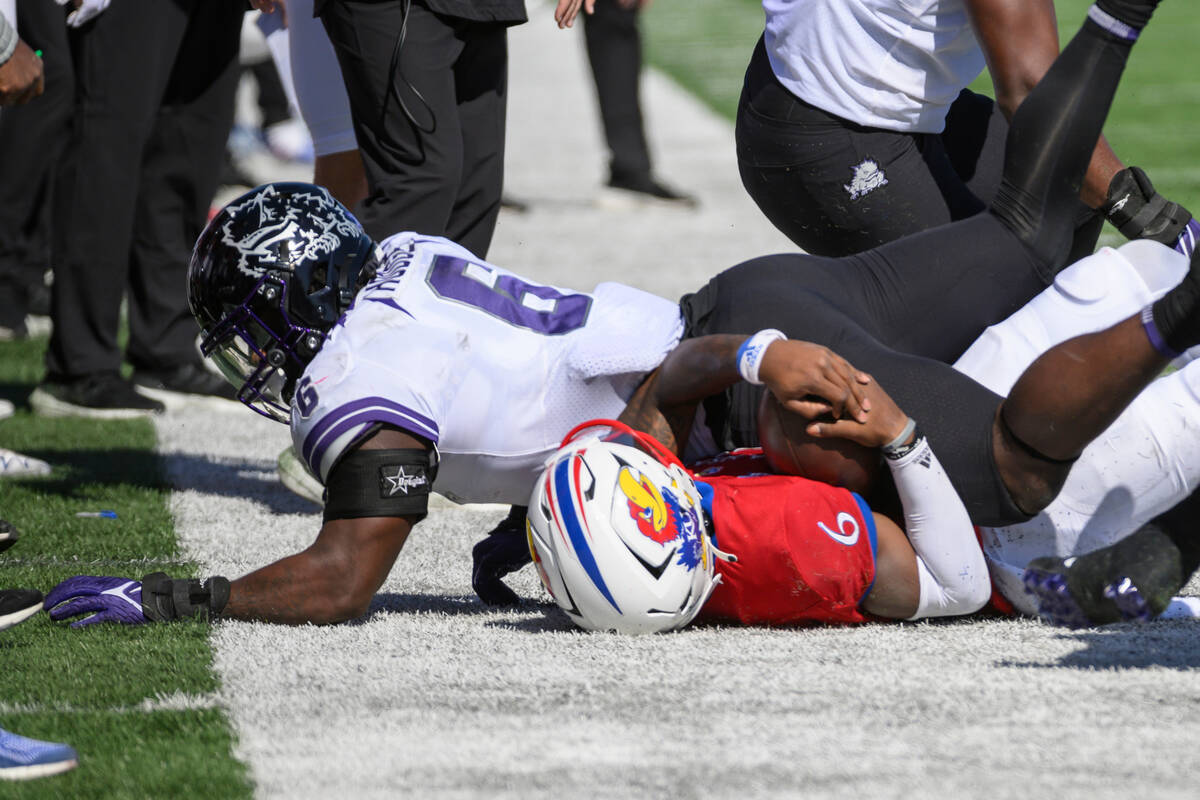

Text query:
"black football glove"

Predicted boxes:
[[1102, 166, 1193, 247], [471, 505, 532, 606]]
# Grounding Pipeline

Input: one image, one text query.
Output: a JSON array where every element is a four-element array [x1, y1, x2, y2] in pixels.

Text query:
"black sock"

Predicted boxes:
[[1094, 0, 1160, 32]]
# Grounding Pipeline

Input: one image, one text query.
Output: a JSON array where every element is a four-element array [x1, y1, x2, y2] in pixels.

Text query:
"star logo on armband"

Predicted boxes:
[[382, 466, 428, 496]]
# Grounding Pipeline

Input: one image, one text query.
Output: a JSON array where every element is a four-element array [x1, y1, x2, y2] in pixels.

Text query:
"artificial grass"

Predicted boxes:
[[0, 335, 251, 797]]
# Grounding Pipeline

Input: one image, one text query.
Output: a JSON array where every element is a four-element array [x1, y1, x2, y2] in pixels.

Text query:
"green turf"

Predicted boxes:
[[0, 337, 251, 797], [642, 0, 1200, 216]]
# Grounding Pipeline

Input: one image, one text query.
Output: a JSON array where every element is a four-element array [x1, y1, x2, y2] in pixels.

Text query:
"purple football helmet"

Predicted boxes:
[[187, 182, 378, 421]]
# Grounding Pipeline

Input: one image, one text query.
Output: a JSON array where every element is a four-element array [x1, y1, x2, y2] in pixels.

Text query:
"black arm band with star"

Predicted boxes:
[[322, 447, 437, 523]]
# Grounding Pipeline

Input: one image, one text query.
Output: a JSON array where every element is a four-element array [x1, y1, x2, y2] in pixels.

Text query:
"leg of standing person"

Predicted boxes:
[[32, 0, 193, 418], [0, 0, 71, 340], [125, 0, 243, 408], [583, 0, 693, 208], [319, 0, 513, 257]]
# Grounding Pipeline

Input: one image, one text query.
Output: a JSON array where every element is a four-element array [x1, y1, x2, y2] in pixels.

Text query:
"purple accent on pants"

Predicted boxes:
[[1142, 305, 1181, 359], [1088, 5, 1140, 41]]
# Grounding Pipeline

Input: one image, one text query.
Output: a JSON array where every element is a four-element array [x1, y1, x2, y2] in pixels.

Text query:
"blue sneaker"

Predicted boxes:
[[0, 728, 78, 780]]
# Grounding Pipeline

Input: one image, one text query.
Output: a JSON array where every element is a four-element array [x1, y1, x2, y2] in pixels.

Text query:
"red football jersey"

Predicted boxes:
[[691, 450, 878, 626]]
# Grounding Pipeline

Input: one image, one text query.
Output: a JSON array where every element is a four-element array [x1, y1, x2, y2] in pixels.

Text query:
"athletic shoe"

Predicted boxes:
[[598, 173, 699, 210], [31, 373, 164, 419], [0, 398, 12, 421], [1022, 557, 1153, 628], [132, 363, 238, 411], [277, 446, 324, 506], [0, 448, 51, 479], [0, 588, 43, 632], [0, 728, 78, 781], [0, 518, 18, 553]]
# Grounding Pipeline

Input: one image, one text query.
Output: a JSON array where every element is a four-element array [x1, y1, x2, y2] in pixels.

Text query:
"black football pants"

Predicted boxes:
[[736, 36, 1103, 262], [320, 0, 510, 258], [46, 0, 242, 379], [0, 0, 72, 331], [684, 15, 1138, 527]]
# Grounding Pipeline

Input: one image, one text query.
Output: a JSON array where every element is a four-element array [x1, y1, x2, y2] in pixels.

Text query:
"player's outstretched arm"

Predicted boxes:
[[46, 428, 431, 627]]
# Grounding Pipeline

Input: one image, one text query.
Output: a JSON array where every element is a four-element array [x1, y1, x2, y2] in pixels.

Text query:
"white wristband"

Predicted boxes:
[[736, 329, 786, 385]]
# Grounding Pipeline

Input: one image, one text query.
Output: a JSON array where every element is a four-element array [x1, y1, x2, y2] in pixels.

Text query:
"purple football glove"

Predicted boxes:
[[44, 576, 148, 628]]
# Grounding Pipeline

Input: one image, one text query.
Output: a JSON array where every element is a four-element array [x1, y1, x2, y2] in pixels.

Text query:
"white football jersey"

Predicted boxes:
[[951, 241, 1197, 614], [290, 233, 685, 505]]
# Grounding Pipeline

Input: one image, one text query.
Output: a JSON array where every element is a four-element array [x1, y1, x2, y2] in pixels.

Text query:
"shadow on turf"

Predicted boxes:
[[4, 447, 318, 515], [1001, 621, 1200, 670], [362, 592, 574, 631]]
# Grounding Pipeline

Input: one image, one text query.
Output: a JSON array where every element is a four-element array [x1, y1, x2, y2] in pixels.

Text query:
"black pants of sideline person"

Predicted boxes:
[[735, 36, 1102, 261], [0, 0, 73, 334], [582, 0, 652, 185], [45, 0, 243, 380], [319, 0, 512, 257]]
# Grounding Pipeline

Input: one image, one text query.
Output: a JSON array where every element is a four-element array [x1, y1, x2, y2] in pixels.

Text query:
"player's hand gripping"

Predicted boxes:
[[472, 506, 532, 606], [803, 378, 912, 449], [758, 340, 872, 424]]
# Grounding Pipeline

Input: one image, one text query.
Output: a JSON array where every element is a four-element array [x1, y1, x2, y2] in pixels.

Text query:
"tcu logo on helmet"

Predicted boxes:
[[617, 465, 705, 571], [219, 184, 361, 277]]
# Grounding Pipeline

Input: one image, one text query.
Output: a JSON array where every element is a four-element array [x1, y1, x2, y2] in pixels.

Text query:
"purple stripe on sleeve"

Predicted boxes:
[[1141, 305, 1181, 359], [302, 397, 440, 469]]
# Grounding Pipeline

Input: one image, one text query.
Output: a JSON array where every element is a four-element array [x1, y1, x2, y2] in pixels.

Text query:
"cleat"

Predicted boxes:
[[0, 728, 78, 781], [0, 519, 18, 553], [132, 363, 239, 411], [0, 448, 51, 479], [32, 372, 164, 419], [0, 588, 44, 631], [1103, 576, 1154, 623], [1022, 559, 1093, 628]]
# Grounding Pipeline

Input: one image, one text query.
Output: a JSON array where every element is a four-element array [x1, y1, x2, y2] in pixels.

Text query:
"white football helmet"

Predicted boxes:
[[526, 420, 730, 634]]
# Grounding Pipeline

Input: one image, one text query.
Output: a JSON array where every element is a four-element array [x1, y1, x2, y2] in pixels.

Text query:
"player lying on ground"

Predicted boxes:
[[527, 416, 1199, 632], [524, 237, 1200, 629], [41, 0, 1194, 627]]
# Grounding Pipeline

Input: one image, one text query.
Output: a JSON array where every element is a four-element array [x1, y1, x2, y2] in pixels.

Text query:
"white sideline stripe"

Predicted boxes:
[[0, 692, 224, 715], [2, 557, 184, 569]]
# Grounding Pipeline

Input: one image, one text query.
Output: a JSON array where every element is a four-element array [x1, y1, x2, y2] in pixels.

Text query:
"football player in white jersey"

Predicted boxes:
[[42, 0, 1200, 627]]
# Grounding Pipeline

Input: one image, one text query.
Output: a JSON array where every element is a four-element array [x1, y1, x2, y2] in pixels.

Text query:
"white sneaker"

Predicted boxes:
[[0, 449, 51, 478], [0, 399, 12, 422], [277, 446, 323, 505]]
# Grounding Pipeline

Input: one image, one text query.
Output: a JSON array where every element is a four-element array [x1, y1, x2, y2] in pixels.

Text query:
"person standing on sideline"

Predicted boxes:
[[30, 0, 245, 419]]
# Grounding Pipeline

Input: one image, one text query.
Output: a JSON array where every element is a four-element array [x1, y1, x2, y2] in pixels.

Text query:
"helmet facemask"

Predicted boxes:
[[199, 270, 327, 422]]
